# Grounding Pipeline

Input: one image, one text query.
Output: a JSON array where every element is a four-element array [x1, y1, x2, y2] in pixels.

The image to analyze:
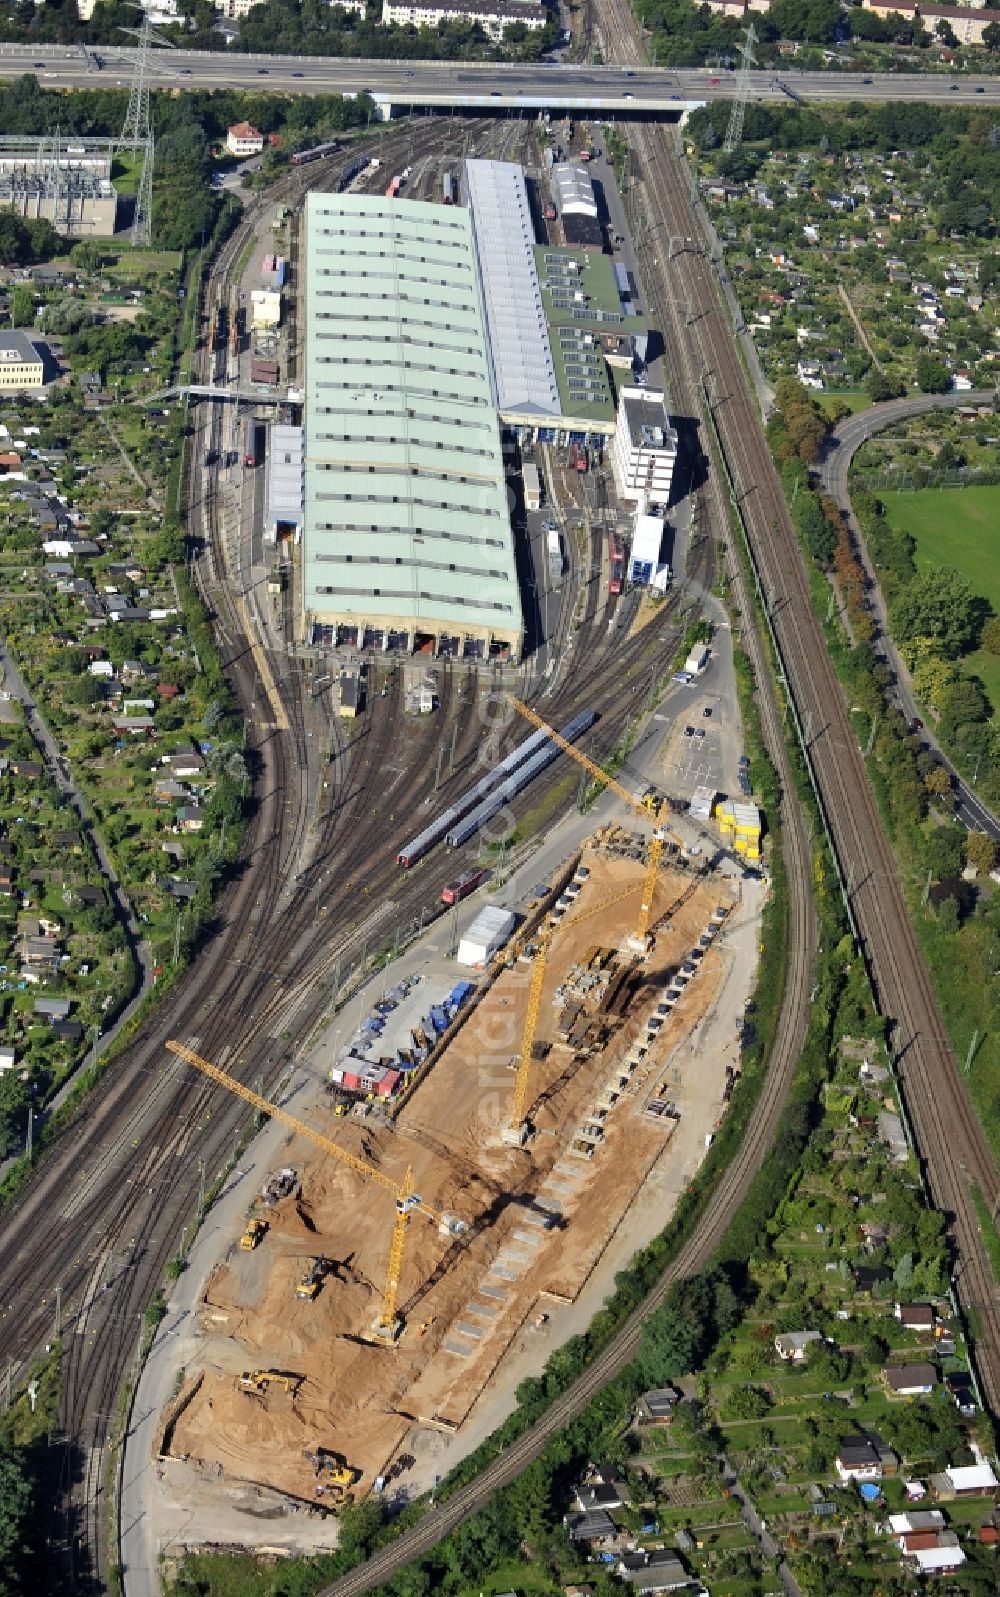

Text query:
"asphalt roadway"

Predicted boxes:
[[1, 42, 1000, 106], [816, 390, 1000, 845]]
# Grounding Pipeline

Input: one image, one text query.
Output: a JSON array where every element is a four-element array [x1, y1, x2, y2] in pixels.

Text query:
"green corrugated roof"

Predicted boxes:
[[303, 194, 521, 642], [531, 244, 645, 429]]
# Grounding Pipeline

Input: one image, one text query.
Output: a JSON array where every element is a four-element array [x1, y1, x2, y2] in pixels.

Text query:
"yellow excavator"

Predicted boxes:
[[295, 1258, 331, 1301], [238, 1369, 300, 1395], [305, 1447, 359, 1500]]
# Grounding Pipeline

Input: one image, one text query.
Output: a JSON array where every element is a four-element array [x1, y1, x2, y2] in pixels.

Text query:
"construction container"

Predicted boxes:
[[457, 905, 515, 968]]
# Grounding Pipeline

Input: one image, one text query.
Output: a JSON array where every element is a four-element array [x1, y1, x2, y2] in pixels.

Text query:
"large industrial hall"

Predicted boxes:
[[301, 192, 523, 661]]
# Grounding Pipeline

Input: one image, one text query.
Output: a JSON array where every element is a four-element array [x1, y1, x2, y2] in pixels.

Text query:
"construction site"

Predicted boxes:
[[156, 796, 760, 1511]]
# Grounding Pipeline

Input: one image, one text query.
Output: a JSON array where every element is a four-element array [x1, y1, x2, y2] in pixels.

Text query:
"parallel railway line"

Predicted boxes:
[[631, 125, 1000, 1405]]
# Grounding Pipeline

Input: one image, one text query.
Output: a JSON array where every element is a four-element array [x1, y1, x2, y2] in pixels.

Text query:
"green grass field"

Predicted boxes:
[[817, 390, 871, 419], [879, 486, 1000, 614], [880, 485, 1000, 712]]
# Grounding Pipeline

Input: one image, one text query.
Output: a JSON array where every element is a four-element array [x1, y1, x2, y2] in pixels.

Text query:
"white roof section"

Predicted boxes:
[[302, 193, 520, 649], [464, 158, 561, 419], [913, 1546, 966, 1572], [631, 513, 663, 568], [946, 1463, 998, 1491], [552, 163, 598, 218], [266, 423, 304, 531]]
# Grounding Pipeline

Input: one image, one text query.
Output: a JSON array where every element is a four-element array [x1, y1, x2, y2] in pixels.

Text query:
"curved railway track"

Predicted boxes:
[[0, 125, 706, 1593], [311, 98, 821, 1597]]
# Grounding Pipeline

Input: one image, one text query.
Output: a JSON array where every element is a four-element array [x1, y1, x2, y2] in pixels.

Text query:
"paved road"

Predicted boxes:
[[0, 642, 154, 1086], [816, 390, 1000, 844], [1, 43, 1000, 105]]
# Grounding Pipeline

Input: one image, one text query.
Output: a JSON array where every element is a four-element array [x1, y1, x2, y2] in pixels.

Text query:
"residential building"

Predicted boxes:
[[895, 1302, 935, 1334], [836, 1439, 883, 1482], [565, 1508, 617, 1545], [176, 805, 205, 833], [611, 387, 678, 507], [226, 122, 265, 158], [0, 331, 45, 391], [863, 0, 1000, 45], [635, 1387, 680, 1426], [380, 0, 546, 38], [883, 1362, 939, 1397], [932, 1461, 999, 1498], [774, 1330, 823, 1362]]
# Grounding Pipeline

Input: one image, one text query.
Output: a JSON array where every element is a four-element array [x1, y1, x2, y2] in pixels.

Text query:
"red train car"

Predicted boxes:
[[608, 531, 625, 595]]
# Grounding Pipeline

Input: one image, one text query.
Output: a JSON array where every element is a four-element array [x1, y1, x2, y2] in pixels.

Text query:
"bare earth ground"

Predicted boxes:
[[164, 840, 759, 1511]]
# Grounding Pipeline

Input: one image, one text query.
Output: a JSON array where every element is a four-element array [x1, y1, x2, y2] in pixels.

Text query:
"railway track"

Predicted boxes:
[[627, 124, 1000, 1405], [0, 125, 702, 1592]]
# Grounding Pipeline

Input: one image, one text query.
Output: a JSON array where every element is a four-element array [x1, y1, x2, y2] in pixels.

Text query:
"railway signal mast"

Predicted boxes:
[[723, 23, 758, 157]]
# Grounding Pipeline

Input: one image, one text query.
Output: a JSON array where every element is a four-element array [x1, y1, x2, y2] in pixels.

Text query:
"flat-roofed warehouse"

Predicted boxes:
[[302, 192, 522, 662]]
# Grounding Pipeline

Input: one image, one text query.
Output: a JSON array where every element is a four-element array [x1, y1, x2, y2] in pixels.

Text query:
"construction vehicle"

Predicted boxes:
[[509, 697, 691, 951], [166, 1040, 465, 1342], [295, 1257, 331, 1301], [238, 1369, 299, 1394], [240, 1217, 268, 1251], [305, 1448, 359, 1495]]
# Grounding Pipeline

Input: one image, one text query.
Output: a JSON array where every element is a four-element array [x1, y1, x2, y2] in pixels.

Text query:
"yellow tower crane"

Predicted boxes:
[[165, 1040, 452, 1342], [509, 698, 687, 949], [504, 919, 554, 1146]]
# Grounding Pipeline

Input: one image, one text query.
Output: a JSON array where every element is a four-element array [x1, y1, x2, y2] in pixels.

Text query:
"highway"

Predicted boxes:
[[817, 392, 1000, 846], [1, 41, 1000, 105]]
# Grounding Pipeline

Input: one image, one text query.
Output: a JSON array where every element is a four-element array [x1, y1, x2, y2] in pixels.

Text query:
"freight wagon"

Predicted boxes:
[[442, 171, 455, 205]]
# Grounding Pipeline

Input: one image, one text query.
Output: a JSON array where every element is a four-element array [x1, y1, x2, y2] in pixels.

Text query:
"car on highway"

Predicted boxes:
[[863, 76, 873, 83], [623, 91, 634, 99], [976, 85, 985, 92], [950, 82, 959, 90], [695, 727, 706, 739], [293, 70, 304, 77], [257, 67, 269, 74], [703, 706, 713, 718], [684, 725, 695, 738]]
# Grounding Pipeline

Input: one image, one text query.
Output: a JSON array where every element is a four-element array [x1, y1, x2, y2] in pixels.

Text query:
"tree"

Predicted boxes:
[[923, 764, 953, 801], [915, 354, 952, 394], [923, 821, 966, 879], [938, 675, 989, 741], [0, 213, 30, 265], [965, 831, 997, 874], [0, 1436, 33, 1585], [980, 616, 1000, 656], [70, 240, 103, 273], [891, 568, 982, 658], [865, 368, 901, 403], [912, 655, 957, 711], [983, 18, 1000, 50]]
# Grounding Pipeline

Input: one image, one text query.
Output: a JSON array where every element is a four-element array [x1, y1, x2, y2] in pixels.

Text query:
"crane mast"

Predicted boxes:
[[505, 925, 553, 1146], [509, 697, 680, 949], [166, 1039, 436, 1340]]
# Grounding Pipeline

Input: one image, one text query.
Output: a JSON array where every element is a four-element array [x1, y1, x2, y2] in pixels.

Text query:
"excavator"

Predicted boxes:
[[238, 1369, 301, 1395], [295, 1258, 332, 1301], [304, 1447, 359, 1502]]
